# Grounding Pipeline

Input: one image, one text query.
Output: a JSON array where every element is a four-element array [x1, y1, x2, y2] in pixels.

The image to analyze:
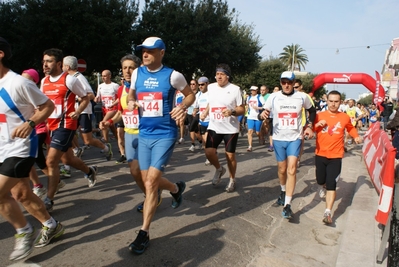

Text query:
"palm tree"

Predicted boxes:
[[279, 44, 309, 71]]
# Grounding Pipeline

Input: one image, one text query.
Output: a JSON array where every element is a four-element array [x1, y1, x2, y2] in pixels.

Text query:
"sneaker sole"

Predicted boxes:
[[129, 241, 149, 255], [10, 248, 33, 261]]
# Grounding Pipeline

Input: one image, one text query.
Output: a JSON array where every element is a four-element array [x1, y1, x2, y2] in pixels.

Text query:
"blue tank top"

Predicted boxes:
[[135, 66, 177, 138]]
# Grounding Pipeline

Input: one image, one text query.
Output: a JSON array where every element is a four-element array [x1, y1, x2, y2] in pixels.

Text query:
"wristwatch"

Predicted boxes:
[[231, 109, 237, 116], [27, 120, 36, 128]]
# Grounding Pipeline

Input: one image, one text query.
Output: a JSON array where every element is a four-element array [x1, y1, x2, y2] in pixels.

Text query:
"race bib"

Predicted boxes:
[[138, 92, 163, 117], [49, 99, 63, 119], [122, 108, 139, 129], [0, 114, 10, 141], [278, 112, 298, 129], [102, 96, 114, 108], [211, 107, 226, 122], [370, 116, 377, 123]]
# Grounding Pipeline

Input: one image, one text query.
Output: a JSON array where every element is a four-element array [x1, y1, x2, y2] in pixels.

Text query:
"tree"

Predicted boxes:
[[279, 44, 309, 71], [134, 0, 262, 80], [0, 0, 139, 77], [357, 94, 373, 106]]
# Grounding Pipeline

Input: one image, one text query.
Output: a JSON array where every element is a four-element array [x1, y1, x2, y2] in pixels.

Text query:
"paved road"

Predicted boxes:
[[0, 134, 381, 267]]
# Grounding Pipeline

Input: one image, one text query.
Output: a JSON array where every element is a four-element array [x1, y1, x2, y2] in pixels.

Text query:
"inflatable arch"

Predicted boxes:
[[310, 72, 385, 106]]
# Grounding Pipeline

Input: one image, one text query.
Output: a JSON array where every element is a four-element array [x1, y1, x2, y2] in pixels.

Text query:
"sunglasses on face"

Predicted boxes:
[[198, 83, 205, 86], [281, 80, 294, 85]]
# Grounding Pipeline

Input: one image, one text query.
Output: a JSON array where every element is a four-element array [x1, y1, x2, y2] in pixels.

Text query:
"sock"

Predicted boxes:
[[191, 143, 195, 146], [34, 183, 43, 188], [172, 184, 179, 194], [280, 185, 286, 192], [16, 223, 33, 235], [325, 209, 331, 214], [42, 217, 57, 229], [229, 178, 235, 183], [284, 196, 292, 206], [73, 147, 78, 154], [64, 165, 71, 171]]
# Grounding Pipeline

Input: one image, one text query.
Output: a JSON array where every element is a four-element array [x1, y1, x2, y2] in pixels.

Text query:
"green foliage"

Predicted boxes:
[[0, 0, 139, 76], [279, 43, 309, 71], [134, 0, 262, 80], [357, 94, 373, 105]]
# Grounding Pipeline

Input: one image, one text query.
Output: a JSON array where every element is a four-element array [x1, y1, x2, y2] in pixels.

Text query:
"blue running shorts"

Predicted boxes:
[[273, 139, 302, 162], [125, 133, 139, 162], [247, 119, 262, 132], [138, 137, 175, 172]]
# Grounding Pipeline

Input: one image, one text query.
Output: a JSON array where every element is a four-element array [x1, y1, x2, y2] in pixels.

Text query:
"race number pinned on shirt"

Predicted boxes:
[[278, 112, 298, 129], [122, 108, 139, 129], [49, 99, 63, 119], [211, 107, 226, 122], [0, 114, 10, 141], [101, 96, 114, 109], [138, 92, 163, 117]]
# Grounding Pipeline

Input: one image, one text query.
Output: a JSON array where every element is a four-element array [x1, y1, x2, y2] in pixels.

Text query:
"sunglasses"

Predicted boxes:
[[281, 80, 294, 85], [198, 83, 205, 86]]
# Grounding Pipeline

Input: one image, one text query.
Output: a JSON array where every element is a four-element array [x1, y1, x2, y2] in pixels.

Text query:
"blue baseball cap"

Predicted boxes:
[[136, 37, 166, 51], [280, 71, 295, 81]]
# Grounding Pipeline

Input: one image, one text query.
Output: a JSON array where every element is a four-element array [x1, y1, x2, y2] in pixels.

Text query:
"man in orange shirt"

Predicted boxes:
[[314, 90, 361, 224]]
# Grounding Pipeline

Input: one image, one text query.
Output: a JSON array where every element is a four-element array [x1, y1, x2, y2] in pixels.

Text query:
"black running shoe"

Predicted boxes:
[[116, 155, 127, 164], [170, 181, 186, 209], [129, 230, 149, 255], [276, 191, 285, 206], [282, 204, 293, 219]]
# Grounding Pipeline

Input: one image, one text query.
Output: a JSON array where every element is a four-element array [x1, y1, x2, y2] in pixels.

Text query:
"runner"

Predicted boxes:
[[41, 48, 97, 212], [127, 37, 195, 254], [313, 90, 361, 224], [0, 37, 64, 261], [200, 63, 245, 192], [246, 85, 264, 152], [260, 71, 316, 219]]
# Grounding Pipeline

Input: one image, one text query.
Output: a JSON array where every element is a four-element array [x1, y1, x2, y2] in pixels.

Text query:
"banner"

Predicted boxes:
[[362, 123, 396, 225]]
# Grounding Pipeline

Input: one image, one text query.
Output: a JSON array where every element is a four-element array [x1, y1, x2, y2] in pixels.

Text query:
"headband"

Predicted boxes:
[[216, 68, 231, 77]]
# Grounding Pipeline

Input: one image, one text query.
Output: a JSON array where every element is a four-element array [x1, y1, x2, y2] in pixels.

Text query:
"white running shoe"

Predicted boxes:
[[33, 186, 47, 200], [212, 166, 226, 185], [188, 145, 195, 152], [319, 187, 326, 198], [178, 138, 185, 144]]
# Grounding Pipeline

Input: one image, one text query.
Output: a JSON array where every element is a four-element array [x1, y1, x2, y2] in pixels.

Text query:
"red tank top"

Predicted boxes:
[[42, 72, 78, 131]]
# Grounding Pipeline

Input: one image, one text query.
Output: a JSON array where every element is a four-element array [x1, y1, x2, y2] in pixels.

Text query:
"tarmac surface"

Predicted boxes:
[[0, 132, 386, 267]]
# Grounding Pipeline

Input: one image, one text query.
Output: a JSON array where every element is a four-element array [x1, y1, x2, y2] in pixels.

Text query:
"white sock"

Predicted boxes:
[[284, 196, 292, 206], [281, 185, 286, 191], [16, 223, 33, 235], [64, 165, 70, 171], [325, 209, 331, 214], [73, 147, 78, 153], [42, 217, 57, 229]]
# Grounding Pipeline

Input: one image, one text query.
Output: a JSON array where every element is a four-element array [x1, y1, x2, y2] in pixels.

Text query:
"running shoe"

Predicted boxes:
[[212, 166, 226, 185], [55, 180, 66, 194], [188, 145, 195, 152], [282, 204, 293, 219], [267, 146, 274, 152], [74, 147, 83, 158], [116, 155, 127, 164], [136, 190, 163, 213], [225, 180, 236, 193], [319, 187, 326, 198], [33, 186, 47, 200], [85, 166, 98, 188], [60, 165, 71, 178], [129, 230, 149, 255], [171, 181, 186, 209], [9, 230, 36, 261], [44, 197, 54, 212], [196, 143, 202, 150], [247, 146, 252, 152], [205, 159, 211, 166], [34, 221, 65, 248], [178, 137, 185, 144], [323, 212, 333, 224], [105, 143, 113, 161], [276, 191, 285, 206]]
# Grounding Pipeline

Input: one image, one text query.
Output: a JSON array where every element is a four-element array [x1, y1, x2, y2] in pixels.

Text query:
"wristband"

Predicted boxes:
[[108, 119, 114, 125]]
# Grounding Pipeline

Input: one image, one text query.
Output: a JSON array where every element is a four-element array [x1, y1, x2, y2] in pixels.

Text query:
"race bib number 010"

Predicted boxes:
[[138, 92, 163, 117], [278, 112, 298, 129]]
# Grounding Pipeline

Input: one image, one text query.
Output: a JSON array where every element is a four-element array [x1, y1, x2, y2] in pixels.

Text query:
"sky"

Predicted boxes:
[[135, 0, 398, 99]]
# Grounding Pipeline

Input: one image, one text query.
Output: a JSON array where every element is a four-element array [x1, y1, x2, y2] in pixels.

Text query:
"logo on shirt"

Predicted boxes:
[[323, 122, 342, 135], [144, 77, 159, 89]]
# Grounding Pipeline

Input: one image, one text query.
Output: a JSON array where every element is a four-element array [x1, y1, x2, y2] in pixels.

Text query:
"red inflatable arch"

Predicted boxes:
[[310, 72, 385, 106]]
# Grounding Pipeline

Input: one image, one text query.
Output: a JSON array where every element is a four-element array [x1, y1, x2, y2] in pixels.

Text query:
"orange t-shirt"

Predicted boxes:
[[315, 111, 359, 158]]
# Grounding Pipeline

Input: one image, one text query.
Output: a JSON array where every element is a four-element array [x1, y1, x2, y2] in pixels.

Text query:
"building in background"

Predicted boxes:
[[382, 37, 399, 100]]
